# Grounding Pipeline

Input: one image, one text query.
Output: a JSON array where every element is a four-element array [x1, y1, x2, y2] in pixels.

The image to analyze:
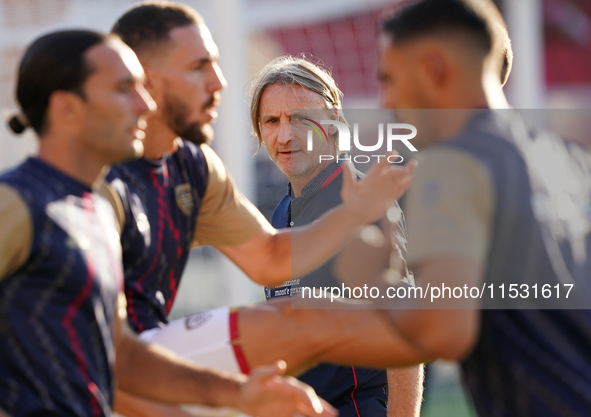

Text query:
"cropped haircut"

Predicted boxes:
[[8, 30, 108, 136], [112, 1, 204, 55], [250, 56, 348, 155], [381, 0, 511, 83]]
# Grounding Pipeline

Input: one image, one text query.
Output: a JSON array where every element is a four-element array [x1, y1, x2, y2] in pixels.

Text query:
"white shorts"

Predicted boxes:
[[140, 306, 251, 374], [139, 307, 250, 417]]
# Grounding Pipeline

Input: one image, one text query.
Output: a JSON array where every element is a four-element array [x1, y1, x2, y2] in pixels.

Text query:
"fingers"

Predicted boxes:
[[251, 360, 286, 381], [271, 379, 335, 417], [405, 159, 418, 173], [295, 396, 338, 417], [258, 360, 337, 417], [318, 398, 338, 417], [242, 360, 338, 417]]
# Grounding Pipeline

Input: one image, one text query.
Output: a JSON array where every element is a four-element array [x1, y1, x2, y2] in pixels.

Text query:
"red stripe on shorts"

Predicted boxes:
[[351, 366, 361, 417], [229, 310, 251, 374], [231, 344, 251, 375], [229, 309, 240, 340]]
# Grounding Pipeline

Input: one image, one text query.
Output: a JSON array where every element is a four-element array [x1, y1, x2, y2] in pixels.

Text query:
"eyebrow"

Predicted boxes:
[[261, 113, 278, 121], [291, 110, 311, 117], [190, 58, 211, 66], [188, 52, 219, 67], [119, 74, 144, 86]]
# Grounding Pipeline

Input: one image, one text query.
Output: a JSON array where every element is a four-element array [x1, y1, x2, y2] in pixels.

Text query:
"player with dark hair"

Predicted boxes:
[[0, 28, 340, 417], [107, 0, 413, 336], [333, 1, 591, 416]]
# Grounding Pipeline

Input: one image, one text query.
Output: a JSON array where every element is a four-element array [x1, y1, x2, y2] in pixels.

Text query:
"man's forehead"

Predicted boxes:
[[264, 84, 326, 106], [168, 23, 219, 58], [86, 39, 144, 80], [110, 38, 145, 78]]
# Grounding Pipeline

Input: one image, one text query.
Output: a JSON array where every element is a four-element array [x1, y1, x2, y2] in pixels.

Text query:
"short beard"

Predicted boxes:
[[163, 91, 212, 145]]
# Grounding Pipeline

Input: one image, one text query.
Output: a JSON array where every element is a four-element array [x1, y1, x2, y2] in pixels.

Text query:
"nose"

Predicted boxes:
[[208, 62, 227, 94], [277, 120, 291, 145], [135, 84, 157, 119]]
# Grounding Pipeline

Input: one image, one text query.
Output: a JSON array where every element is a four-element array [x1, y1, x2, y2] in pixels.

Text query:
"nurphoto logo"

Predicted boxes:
[[306, 120, 418, 164]]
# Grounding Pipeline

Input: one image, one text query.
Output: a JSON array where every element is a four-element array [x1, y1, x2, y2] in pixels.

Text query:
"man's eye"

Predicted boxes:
[[193, 61, 211, 71]]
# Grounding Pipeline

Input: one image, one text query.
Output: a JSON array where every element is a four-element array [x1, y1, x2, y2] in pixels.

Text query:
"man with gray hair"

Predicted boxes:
[[250, 55, 423, 417]]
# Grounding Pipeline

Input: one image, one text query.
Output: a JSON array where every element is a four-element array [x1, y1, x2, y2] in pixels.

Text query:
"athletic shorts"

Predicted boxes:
[[139, 307, 249, 416]]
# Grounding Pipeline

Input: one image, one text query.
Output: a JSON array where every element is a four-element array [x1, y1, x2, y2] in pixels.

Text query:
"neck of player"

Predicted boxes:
[[37, 134, 110, 189], [141, 116, 179, 160]]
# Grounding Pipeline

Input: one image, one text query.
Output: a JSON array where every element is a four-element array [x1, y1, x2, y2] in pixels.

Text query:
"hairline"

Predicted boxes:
[[131, 21, 200, 62], [77, 35, 125, 96], [383, 26, 491, 56]]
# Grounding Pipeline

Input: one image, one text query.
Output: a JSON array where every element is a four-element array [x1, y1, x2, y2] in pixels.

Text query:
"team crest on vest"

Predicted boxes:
[[175, 183, 194, 215]]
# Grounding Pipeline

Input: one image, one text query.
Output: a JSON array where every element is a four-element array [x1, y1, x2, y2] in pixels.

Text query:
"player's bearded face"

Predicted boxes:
[[163, 89, 213, 145]]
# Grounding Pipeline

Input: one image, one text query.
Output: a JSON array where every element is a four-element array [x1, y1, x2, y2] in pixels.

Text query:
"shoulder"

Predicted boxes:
[[199, 143, 226, 178], [0, 182, 30, 217], [403, 146, 495, 267], [0, 183, 33, 280], [406, 146, 494, 219], [0, 160, 36, 190], [0, 162, 48, 218], [177, 139, 207, 162], [449, 111, 526, 165], [173, 140, 210, 194], [96, 181, 125, 234]]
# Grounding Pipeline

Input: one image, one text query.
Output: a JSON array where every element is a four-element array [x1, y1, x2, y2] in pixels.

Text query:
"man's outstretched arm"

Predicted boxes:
[[218, 160, 416, 286], [114, 295, 336, 417]]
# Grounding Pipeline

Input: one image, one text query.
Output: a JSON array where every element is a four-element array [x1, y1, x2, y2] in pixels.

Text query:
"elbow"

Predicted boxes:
[[251, 234, 292, 286], [242, 263, 287, 287], [422, 324, 478, 360], [403, 310, 480, 361], [255, 271, 289, 287]]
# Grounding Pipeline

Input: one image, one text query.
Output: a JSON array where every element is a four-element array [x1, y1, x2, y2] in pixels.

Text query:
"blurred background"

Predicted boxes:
[[1, 1, 590, 415]]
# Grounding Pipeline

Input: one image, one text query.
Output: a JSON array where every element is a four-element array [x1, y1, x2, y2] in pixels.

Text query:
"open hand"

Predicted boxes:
[[237, 361, 337, 417]]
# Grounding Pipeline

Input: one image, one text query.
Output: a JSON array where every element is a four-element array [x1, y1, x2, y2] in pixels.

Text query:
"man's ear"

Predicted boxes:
[[46, 90, 85, 130], [419, 47, 449, 91], [328, 108, 339, 135], [142, 66, 164, 104]]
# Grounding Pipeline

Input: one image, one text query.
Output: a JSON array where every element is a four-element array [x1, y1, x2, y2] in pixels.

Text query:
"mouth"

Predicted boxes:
[[203, 95, 221, 121], [277, 149, 301, 156], [130, 121, 145, 140], [204, 106, 218, 121]]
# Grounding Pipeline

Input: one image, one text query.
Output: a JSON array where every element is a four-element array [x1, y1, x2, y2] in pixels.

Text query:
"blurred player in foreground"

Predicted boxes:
[[255, 56, 423, 417], [334, 0, 591, 416], [106, 3, 416, 415], [0, 29, 337, 417]]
